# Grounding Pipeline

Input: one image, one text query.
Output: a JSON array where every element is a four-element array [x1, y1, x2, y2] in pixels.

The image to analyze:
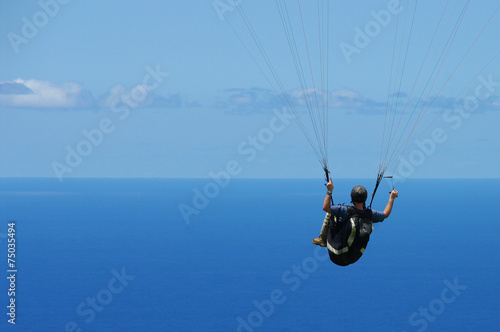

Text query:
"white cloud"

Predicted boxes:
[[0, 79, 188, 110], [219, 87, 282, 113], [100, 84, 131, 108], [289, 88, 325, 107], [230, 93, 254, 105], [220, 87, 382, 113], [330, 89, 365, 108], [0, 79, 93, 108], [99, 84, 183, 109]]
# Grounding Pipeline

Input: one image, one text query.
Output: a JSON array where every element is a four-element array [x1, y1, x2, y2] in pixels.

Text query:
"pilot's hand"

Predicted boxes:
[[390, 189, 398, 199]]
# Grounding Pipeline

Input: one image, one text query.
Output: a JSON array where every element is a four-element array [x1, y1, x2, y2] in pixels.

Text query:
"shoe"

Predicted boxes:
[[312, 237, 326, 247]]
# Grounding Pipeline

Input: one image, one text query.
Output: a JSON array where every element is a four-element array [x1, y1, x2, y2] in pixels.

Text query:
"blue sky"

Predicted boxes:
[[1, 0, 500, 179]]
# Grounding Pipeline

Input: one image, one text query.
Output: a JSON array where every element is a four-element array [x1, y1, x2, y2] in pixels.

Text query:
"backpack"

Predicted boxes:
[[326, 207, 374, 266]]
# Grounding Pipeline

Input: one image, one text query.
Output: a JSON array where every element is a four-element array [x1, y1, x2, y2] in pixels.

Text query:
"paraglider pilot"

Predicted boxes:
[[312, 180, 398, 265]]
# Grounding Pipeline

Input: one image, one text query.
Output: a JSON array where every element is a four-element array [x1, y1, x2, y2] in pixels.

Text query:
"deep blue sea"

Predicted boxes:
[[0, 178, 499, 332]]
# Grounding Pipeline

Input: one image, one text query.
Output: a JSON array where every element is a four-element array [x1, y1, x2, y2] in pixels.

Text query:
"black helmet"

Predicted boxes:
[[351, 185, 367, 203]]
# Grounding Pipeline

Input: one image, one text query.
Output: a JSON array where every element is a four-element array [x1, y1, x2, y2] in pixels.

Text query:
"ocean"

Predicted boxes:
[[0, 178, 498, 332]]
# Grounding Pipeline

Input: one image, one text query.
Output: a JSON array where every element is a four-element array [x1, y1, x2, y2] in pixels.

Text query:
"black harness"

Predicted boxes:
[[326, 207, 374, 266]]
